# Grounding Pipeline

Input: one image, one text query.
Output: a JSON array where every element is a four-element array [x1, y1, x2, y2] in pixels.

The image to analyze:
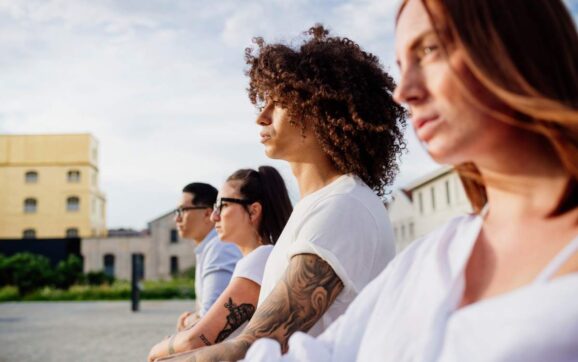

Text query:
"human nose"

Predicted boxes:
[[210, 208, 220, 222], [256, 104, 273, 126], [393, 63, 427, 106]]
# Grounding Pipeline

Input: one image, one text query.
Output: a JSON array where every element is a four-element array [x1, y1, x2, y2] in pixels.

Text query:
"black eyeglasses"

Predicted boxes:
[[212, 197, 253, 216], [174, 205, 211, 218]]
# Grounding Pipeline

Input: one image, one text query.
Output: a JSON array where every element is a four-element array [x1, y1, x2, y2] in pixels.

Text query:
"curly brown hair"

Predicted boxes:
[[245, 25, 407, 195]]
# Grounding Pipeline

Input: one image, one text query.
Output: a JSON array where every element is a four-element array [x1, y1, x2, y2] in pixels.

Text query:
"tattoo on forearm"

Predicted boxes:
[[199, 334, 211, 346], [168, 254, 343, 362], [244, 254, 343, 352], [214, 297, 255, 343]]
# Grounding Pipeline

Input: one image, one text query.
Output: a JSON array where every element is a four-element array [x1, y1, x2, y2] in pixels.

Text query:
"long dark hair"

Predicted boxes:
[[227, 166, 293, 245], [398, 0, 578, 213]]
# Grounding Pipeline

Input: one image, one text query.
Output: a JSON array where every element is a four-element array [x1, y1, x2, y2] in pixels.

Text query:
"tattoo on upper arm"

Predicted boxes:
[[214, 297, 255, 343], [243, 253, 344, 352]]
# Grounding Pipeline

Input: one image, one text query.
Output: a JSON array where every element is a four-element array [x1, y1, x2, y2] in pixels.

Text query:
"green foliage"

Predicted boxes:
[[0, 286, 19, 301], [85, 271, 115, 286], [0, 253, 54, 295], [54, 255, 84, 290], [0, 252, 196, 301], [0, 279, 195, 302]]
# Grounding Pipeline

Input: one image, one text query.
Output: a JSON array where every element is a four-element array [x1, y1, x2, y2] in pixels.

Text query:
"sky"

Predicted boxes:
[[1, 0, 577, 230]]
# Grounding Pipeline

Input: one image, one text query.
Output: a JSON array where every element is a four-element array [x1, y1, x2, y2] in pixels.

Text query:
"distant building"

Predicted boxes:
[[389, 166, 472, 251], [0, 134, 106, 239], [82, 210, 196, 281]]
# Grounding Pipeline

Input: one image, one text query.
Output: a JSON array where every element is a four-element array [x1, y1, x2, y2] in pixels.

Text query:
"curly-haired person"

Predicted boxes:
[[156, 25, 407, 362]]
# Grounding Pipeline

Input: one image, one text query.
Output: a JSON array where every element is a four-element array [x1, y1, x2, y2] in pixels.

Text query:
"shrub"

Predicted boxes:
[[54, 255, 84, 290], [4, 253, 54, 295], [85, 271, 115, 286]]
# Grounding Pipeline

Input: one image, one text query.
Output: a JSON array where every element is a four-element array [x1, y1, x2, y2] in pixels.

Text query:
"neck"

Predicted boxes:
[[236, 235, 262, 256], [289, 159, 342, 198], [476, 135, 571, 222], [193, 226, 213, 245]]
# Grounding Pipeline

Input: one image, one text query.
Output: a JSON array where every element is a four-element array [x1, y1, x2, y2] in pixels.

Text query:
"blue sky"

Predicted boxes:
[[1, 0, 576, 229]]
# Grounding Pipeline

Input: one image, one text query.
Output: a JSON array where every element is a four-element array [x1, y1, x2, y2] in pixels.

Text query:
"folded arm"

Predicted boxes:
[[148, 277, 260, 362], [155, 253, 344, 362]]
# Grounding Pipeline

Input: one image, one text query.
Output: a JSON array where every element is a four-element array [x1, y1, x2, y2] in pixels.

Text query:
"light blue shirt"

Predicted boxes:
[[194, 229, 242, 316]]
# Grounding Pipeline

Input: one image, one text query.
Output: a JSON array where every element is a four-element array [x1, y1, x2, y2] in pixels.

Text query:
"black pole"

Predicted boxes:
[[131, 254, 140, 312]]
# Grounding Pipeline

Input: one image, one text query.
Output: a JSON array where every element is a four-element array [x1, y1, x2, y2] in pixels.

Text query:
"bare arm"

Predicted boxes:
[[148, 277, 260, 362], [156, 253, 344, 362]]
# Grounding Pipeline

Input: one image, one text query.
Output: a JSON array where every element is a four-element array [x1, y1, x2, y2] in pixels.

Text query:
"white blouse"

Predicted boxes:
[[244, 214, 578, 362]]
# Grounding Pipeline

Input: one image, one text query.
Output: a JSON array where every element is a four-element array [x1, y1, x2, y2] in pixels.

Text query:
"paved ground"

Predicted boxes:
[[0, 300, 194, 362]]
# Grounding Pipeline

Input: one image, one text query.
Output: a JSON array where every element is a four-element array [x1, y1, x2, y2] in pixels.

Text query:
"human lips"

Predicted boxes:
[[412, 114, 441, 142], [260, 132, 271, 143]]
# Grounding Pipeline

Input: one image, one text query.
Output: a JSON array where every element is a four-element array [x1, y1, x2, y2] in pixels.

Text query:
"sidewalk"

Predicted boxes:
[[0, 300, 194, 362]]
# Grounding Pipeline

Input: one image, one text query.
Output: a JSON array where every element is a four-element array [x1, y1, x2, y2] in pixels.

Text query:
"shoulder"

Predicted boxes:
[[238, 245, 273, 269], [233, 246, 273, 285], [389, 214, 479, 275]]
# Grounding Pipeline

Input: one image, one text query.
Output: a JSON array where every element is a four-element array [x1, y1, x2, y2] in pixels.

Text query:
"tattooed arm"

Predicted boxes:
[[147, 277, 260, 362], [155, 253, 344, 362]]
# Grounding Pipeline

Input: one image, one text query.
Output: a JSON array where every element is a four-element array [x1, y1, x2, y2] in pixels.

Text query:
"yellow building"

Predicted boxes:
[[0, 134, 106, 239]]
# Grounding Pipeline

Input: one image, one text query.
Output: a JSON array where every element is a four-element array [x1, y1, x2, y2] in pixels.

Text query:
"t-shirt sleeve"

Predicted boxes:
[[243, 261, 391, 362], [199, 242, 242, 315], [287, 195, 380, 295], [232, 246, 272, 286]]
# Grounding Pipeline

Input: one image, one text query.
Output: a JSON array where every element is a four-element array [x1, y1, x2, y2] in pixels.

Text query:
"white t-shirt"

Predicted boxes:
[[257, 174, 396, 337], [245, 214, 578, 362], [232, 245, 274, 286]]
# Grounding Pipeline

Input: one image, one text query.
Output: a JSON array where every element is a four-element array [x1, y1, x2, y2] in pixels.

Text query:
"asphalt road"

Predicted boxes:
[[0, 300, 194, 362]]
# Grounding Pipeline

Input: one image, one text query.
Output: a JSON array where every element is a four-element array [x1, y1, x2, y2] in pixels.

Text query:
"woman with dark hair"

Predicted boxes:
[[236, 0, 578, 361], [147, 166, 292, 361]]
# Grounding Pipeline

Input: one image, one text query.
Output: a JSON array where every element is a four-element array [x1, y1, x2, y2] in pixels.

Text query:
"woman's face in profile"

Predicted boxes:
[[394, 0, 515, 166], [211, 181, 254, 245]]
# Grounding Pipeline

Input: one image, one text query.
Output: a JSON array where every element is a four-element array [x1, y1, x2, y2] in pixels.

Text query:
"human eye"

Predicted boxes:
[[416, 39, 441, 63]]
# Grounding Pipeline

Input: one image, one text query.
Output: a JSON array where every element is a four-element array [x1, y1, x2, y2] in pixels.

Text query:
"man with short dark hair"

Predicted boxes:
[[174, 182, 242, 330]]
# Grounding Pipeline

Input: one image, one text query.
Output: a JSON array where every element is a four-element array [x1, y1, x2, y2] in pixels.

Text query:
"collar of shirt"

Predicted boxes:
[[194, 228, 218, 256]]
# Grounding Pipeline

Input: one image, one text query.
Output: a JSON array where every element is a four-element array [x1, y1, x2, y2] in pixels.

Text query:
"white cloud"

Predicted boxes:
[[4, 0, 570, 228]]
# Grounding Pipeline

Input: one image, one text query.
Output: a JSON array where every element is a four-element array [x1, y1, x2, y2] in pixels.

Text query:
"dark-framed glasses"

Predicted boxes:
[[213, 197, 253, 216], [174, 205, 210, 218]]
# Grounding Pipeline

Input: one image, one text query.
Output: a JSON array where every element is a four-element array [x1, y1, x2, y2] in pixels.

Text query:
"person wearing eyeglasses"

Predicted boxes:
[[148, 167, 292, 361], [172, 183, 242, 333], [156, 25, 406, 362]]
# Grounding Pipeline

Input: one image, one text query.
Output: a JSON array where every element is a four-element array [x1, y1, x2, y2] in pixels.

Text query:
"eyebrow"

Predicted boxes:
[[396, 29, 438, 67]]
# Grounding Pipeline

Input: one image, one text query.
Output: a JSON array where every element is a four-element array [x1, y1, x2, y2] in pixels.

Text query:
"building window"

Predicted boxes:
[[401, 225, 406, 241], [67, 196, 80, 212], [66, 228, 79, 238], [394, 226, 398, 239], [92, 172, 97, 186], [418, 192, 424, 214], [24, 198, 37, 213], [445, 180, 451, 205], [431, 187, 436, 211], [409, 222, 415, 240], [25, 171, 38, 184], [67, 170, 81, 183], [22, 229, 36, 239], [104, 254, 115, 278], [170, 256, 179, 276], [170, 229, 178, 243]]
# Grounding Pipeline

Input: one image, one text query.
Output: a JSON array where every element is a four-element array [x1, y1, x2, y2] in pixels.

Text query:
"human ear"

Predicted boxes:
[[249, 202, 263, 222]]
